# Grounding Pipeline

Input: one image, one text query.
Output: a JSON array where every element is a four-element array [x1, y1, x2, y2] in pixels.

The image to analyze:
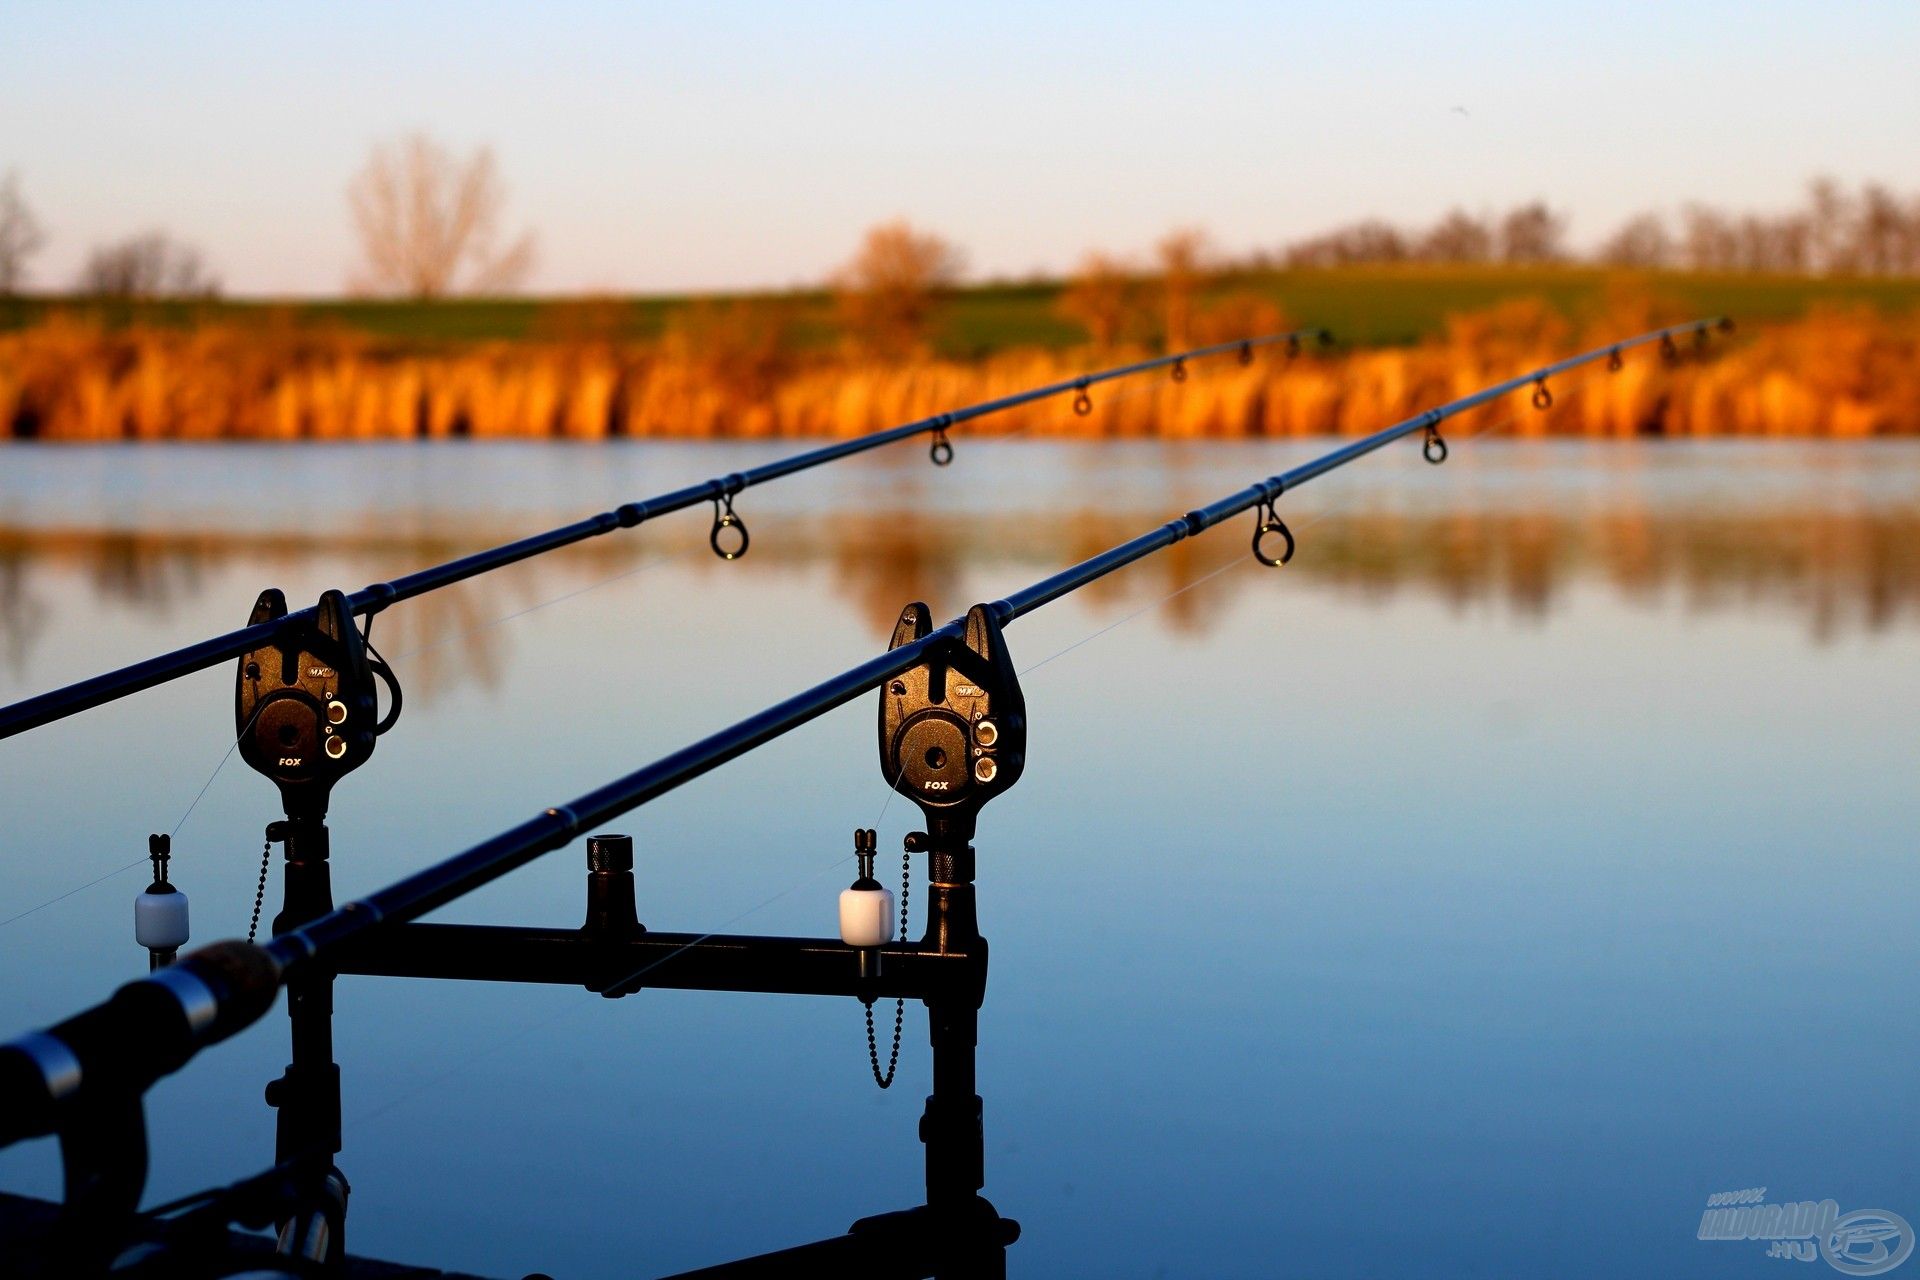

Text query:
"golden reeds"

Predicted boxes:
[[2, 302, 1916, 441]]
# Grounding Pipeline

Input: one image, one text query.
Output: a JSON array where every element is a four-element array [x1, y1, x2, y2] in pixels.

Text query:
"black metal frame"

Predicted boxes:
[[332, 924, 983, 1002], [258, 821, 1014, 1279], [381, 897, 1002, 1276]]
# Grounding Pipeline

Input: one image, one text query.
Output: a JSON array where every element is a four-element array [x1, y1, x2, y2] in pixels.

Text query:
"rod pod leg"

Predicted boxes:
[[917, 842, 1008, 1280], [47, 1094, 148, 1274], [264, 814, 348, 1264]]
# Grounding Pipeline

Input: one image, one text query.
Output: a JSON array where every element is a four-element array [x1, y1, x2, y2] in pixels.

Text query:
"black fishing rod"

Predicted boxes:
[[0, 318, 1729, 1155], [0, 329, 1323, 743]]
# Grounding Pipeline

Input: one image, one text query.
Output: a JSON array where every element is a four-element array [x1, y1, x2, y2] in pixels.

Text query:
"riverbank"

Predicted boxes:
[[2, 298, 1915, 440]]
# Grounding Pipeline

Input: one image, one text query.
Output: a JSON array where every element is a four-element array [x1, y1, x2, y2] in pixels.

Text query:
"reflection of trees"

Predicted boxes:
[[1, 504, 1916, 703], [0, 544, 48, 677], [89, 532, 208, 612]]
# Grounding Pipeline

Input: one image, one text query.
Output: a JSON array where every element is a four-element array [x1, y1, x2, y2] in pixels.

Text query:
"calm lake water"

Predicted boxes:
[[0, 439, 1915, 1279]]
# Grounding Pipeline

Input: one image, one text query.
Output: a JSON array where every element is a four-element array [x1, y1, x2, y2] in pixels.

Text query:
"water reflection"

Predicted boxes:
[[1, 499, 1915, 699], [1, 442, 1916, 1280]]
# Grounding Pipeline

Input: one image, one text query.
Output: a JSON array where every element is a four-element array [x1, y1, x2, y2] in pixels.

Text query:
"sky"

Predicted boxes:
[[1, 0, 1916, 297]]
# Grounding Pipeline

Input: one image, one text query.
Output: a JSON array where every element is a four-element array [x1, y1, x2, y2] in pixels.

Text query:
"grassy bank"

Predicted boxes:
[[4, 266, 1920, 354]]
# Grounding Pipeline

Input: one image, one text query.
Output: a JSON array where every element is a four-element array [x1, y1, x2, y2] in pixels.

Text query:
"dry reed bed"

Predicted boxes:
[[2, 303, 1916, 441]]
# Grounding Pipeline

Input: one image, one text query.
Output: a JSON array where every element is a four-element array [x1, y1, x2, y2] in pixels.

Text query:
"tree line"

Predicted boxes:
[[2, 143, 1916, 327], [1262, 181, 1920, 276]]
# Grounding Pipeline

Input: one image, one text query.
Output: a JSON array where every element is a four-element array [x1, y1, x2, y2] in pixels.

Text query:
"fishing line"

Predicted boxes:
[[385, 540, 708, 664], [168, 700, 268, 840], [341, 840, 864, 1132], [0, 362, 1561, 942], [862, 394, 1553, 879], [1009, 383, 1559, 679], [0, 701, 269, 934], [938, 336, 1280, 446], [0, 346, 1295, 938], [1010, 464, 1381, 680], [853, 394, 1562, 1092], [0, 538, 711, 938], [862, 347, 1255, 828], [347, 508, 1263, 1125], [0, 431, 966, 939], [1, 331, 1327, 745], [0, 323, 1734, 1244], [852, 351, 1310, 1073], [0, 860, 147, 933], [364, 365, 1191, 679]]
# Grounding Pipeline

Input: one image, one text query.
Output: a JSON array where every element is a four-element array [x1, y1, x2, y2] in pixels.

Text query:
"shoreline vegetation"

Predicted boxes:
[[2, 272, 1918, 441]]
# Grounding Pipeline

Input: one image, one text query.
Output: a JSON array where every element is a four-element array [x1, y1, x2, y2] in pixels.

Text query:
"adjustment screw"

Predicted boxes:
[[324, 736, 348, 759], [974, 719, 999, 747], [326, 699, 348, 725], [974, 757, 998, 783], [587, 833, 634, 874]]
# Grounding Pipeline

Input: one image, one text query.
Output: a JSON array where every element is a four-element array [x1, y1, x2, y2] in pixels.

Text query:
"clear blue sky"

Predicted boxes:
[[2, 0, 1915, 296]]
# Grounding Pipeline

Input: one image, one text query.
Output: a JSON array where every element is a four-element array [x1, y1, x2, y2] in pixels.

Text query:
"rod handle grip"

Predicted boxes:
[[0, 941, 280, 1147]]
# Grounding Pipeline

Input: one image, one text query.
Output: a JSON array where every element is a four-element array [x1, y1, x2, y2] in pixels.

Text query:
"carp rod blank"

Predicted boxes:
[[281, 319, 1730, 956], [0, 319, 1729, 1153], [0, 329, 1323, 743]]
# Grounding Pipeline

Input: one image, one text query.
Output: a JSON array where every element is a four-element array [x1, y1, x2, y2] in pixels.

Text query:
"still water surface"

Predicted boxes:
[[0, 440, 1915, 1278]]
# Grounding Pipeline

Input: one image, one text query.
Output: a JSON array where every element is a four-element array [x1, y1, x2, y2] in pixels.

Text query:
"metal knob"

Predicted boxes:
[[587, 833, 634, 874]]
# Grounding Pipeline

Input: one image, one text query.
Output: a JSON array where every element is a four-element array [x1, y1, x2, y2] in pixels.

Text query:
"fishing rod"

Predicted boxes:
[[0, 318, 1730, 1169], [0, 330, 1324, 744]]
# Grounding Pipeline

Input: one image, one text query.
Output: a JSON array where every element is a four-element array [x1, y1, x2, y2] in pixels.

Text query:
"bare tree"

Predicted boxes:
[[1056, 251, 1138, 348], [1680, 205, 1740, 272], [1857, 183, 1911, 275], [0, 171, 45, 295], [832, 219, 964, 356], [1909, 194, 1920, 274], [1497, 202, 1568, 263], [1735, 212, 1812, 273], [1282, 219, 1410, 267], [1598, 213, 1673, 269], [1419, 209, 1496, 263], [1805, 179, 1859, 274], [78, 232, 219, 298], [348, 133, 536, 298]]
